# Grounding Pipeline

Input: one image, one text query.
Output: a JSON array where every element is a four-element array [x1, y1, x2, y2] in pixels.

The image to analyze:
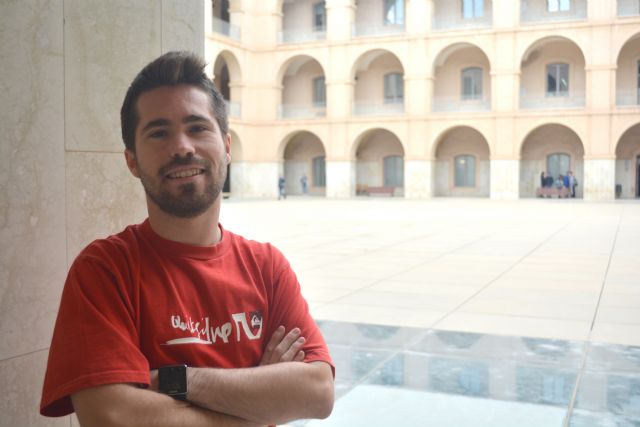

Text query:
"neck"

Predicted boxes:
[[146, 198, 222, 246]]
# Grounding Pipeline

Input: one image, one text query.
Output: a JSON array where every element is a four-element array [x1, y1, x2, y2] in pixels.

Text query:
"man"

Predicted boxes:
[[40, 51, 334, 426], [278, 175, 286, 200], [300, 173, 308, 195], [567, 170, 577, 198]]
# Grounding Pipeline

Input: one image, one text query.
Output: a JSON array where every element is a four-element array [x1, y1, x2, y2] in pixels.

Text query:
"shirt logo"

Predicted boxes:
[[165, 311, 263, 345]]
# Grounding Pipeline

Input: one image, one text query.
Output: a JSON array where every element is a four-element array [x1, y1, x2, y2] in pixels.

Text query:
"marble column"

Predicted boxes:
[[490, 160, 520, 199], [0, 1, 204, 425], [404, 160, 433, 199], [584, 159, 615, 201], [326, 160, 355, 198]]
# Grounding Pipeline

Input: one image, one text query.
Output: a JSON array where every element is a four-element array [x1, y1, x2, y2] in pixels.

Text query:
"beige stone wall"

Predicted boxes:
[[0, 1, 204, 425], [206, 0, 640, 200]]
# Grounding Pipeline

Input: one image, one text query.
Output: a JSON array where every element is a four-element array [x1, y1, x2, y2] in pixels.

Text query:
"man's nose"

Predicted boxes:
[[169, 132, 195, 158]]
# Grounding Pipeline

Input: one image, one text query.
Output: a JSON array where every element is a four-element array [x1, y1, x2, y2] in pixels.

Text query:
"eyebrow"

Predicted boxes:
[[140, 115, 213, 134]]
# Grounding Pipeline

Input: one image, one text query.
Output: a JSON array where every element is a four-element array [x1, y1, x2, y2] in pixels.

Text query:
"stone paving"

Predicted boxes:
[[220, 197, 640, 347]]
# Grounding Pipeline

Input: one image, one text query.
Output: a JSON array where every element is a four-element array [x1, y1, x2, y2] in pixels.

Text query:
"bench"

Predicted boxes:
[[536, 187, 570, 198], [366, 186, 395, 197]]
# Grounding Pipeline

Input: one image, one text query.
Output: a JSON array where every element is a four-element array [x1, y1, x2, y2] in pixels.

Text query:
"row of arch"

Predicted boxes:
[[224, 122, 640, 199], [215, 33, 640, 85]]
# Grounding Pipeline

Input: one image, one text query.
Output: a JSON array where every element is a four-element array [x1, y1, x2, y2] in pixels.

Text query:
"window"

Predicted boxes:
[[461, 67, 483, 100], [547, 63, 569, 96], [384, 0, 404, 25], [313, 1, 326, 31], [383, 156, 404, 187], [384, 73, 404, 103], [313, 76, 326, 106], [312, 156, 326, 187], [454, 155, 476, 187], [547, 0, 570, 12], [462, 0, 484, 19], [547, 153, 570, 180]]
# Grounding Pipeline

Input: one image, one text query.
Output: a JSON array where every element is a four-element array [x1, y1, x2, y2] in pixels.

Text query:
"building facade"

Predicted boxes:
[[205, 0, 640, 200]]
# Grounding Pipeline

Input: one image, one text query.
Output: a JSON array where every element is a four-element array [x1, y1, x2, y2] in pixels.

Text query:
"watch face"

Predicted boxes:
[[159, 365, 187, 395]]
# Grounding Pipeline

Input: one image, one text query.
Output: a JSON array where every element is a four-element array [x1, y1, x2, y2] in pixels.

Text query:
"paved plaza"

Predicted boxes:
[[220, 197, 640, 347]]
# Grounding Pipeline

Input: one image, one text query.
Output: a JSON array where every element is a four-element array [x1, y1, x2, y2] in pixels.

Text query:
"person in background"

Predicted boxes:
[[278, 175, 286, 200]]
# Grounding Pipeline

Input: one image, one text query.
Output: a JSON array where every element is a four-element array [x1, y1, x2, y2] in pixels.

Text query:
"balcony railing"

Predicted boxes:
[[278, 28, 326, 44], [352, 100, 404, 116], [616, 90, 640, 106], [618, 0, 640, 16], [519, 91, 585, 109], [352, 22, 405, 38], [212, 16, 241, 41], [225, 101, 241, 119], [432, 97, 491, 112], [278, 103, 326, 119], [520, 0, 587, 24], [432, 14, 492, 31]]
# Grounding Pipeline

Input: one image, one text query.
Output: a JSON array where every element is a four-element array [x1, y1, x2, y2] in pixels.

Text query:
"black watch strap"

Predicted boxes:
[[158, 364, 188, 400]]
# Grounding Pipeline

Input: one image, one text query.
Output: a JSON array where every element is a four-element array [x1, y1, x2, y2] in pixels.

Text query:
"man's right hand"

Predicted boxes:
[[259, 326, 305, 366]]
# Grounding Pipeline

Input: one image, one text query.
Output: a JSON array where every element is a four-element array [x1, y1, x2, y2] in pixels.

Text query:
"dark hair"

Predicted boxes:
[[120, 51, 228, 152]]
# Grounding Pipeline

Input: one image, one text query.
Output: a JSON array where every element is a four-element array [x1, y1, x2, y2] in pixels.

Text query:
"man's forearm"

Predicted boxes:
[[72, 383, 262, 427], [187, 361, 334, 426]]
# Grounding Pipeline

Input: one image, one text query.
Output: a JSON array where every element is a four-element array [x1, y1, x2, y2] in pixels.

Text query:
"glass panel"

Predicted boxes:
[[313, 156, 326, 187], [384, 73, 403, 103], [547, 63, 569, 96], [313, 76, 326, 106], [463, 0, 484, 18], [560, 0, 571, 11], [313, 1, 326, 31], [548, 0, 560, 12], [454, 155, 476, 187], [461, 67, 482, 100], [383, 156, 404, 187], [547, 153, 571, 180], [384, 0, 404, 25]]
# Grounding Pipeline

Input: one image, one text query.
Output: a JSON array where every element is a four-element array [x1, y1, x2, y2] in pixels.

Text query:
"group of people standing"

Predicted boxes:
[[540, 170, 578, 198], [278, 174, 308, 200]]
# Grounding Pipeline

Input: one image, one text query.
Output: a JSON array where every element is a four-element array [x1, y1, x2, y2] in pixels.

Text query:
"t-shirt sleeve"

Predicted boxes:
[[40, 248, 150, 417], [266, 247, 335, 377]]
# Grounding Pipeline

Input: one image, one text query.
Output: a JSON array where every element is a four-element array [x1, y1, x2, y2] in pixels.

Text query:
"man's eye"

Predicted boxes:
[[149, 130, 168, 138], [189, 125, 207, 133]]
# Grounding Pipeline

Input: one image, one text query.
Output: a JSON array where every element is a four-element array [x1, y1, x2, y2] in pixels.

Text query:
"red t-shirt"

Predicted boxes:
[[40, 220, 333, 417]]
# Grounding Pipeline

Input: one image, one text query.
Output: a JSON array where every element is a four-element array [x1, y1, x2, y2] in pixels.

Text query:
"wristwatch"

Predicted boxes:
[[158, 364, 188, 400]]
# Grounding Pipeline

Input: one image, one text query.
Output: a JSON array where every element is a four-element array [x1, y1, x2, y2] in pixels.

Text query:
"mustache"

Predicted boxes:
[[158, 156, 211, 176]]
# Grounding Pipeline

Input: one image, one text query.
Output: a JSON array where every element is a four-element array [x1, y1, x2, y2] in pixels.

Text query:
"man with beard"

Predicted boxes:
[[40, 51, 334, 427]]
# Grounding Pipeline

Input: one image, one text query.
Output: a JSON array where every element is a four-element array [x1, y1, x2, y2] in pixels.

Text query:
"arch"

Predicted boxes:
[[353, 128, 405, 195], [350, 49, 405, 81], [431, 125, 491, 158], [225, 129, 244, 196], [276, 54, 326, 86], [432, 126, 491, 197], [351, 127, 406, 159], [519, 35, 587, 68], [614, 29, 640, 61], [278, 130, 327, 196], [614, 122, 640, 198], [519, 123, 585, 198], [213, 50, 242, 81], [277, 129, 327, 159], [615, 32, 640, 107], [431, 42, 492, 76], [518, 122, 585, 155], [519, 36, 587, 110]]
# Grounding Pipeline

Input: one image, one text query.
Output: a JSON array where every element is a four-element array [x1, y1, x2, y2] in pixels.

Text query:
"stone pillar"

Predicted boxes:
[[584, 158, 615, 201], [405, 160, 433, 199], [326, 0, 354, 41], [0, 1, 204, 425], [490, 160, 520, 199], [326, 161, 355, 198], [242, 162, 280, 198]]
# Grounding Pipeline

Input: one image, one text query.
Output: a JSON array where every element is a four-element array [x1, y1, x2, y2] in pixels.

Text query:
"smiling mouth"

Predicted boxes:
[[167, 169, 204, 179]]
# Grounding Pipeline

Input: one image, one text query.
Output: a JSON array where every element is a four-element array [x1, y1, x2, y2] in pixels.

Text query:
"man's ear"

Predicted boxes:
[[224, 133, 232, 165], [124, 149, 140, 178]]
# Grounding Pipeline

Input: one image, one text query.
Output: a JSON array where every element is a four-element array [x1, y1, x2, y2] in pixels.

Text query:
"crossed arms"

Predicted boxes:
[[71, 327, 334, 427]]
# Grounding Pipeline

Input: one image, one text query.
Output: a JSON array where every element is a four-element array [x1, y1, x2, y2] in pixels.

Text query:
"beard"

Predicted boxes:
[[136, 155, 226, 218]]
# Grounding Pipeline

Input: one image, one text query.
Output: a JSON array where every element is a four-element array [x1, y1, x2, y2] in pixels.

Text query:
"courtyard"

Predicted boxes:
[[220, 198, 640, 426]]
